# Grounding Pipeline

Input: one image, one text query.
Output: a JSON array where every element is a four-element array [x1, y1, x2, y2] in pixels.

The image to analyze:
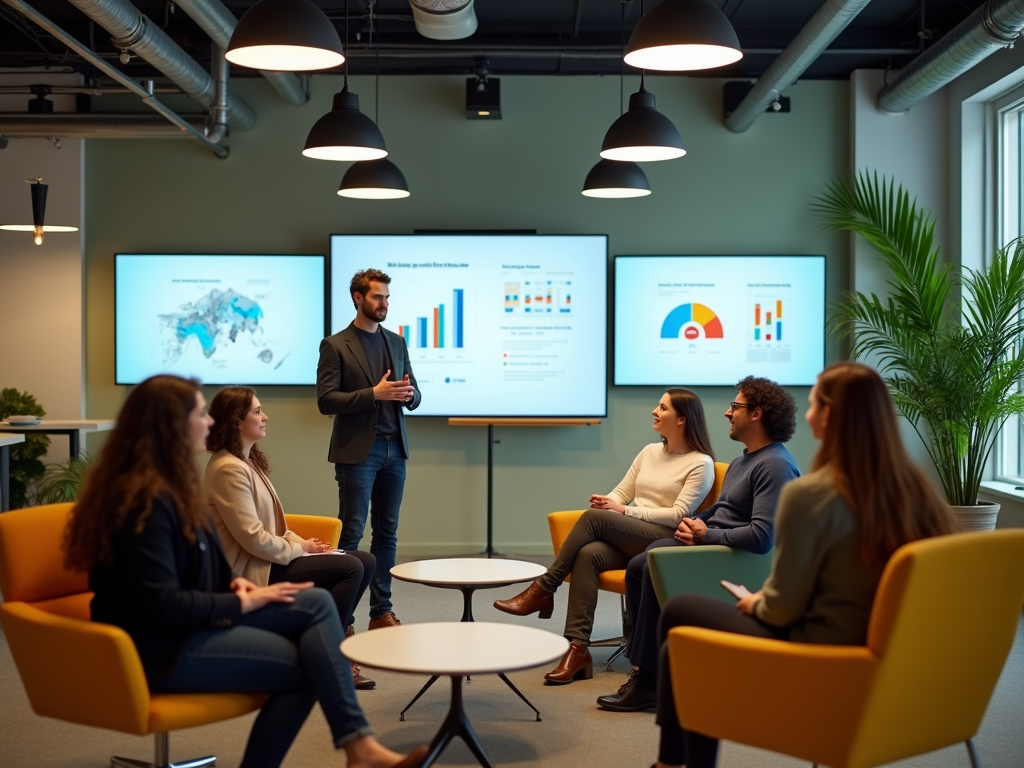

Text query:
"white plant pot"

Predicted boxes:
[[949, 501, 1001, 532]]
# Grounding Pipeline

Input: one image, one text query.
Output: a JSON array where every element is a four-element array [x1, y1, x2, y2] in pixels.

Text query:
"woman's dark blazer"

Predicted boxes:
[[88, 495, 241, 677]]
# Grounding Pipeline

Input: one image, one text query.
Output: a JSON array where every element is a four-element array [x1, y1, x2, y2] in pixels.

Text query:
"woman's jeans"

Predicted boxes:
[[536, 508, 674, 644], [657, 594, 788, 768], [149, 588, 372, 768], [269, 549, 375, 629]]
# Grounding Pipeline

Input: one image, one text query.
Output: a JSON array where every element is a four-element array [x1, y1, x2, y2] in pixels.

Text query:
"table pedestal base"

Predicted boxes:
[[400, 672, 540, 722], [422, 676, 493, 768], [398, 584, 541, 722]]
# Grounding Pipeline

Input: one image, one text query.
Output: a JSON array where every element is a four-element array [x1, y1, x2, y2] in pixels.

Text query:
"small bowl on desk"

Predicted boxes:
[[4, 415, 42, 426]]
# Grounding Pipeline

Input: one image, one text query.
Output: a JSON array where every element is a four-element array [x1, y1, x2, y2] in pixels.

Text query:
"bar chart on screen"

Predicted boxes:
[[395, 286, 470, 350]]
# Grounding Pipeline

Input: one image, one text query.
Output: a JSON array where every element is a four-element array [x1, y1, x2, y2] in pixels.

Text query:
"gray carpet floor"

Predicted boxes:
[[1, 554, 1022, 768]]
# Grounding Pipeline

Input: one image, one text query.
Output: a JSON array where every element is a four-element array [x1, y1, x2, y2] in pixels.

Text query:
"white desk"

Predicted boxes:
[[0, 419, 115, 459], [391, 558, 547, 720], [342, 622, 567, 768], [0, 434, 26, 512]]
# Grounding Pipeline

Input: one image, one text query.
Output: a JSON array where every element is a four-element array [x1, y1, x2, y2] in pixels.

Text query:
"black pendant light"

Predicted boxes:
[[600, 73, 685, 162], [337, 12, 409, 198], [339, 159, 410, 199], [0, 178, 78, 245], [625, 0, 742, 72], [583, 3, 652, 199], [582, 159, 650, 198], [302, 0, 387, 161], [226, 0, 345, 71]]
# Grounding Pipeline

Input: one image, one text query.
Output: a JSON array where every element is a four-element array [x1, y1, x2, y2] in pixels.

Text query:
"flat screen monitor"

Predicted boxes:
[[330, 234, 608, 417], [614, 255, 826, 386], [115, 254, 326, 385]]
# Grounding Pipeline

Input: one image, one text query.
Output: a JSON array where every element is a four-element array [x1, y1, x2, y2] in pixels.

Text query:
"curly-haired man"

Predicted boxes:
[[597, 376, 800, 712]]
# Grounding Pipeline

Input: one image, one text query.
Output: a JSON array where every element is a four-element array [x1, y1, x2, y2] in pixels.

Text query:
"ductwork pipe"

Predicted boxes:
[[172, 0, 308, 106], [65, 0, 255, 130], [0, 114, 206, 137], [409, 0, 478, 41], [0, 0, 227, 156], [725, 0, 872, 133], [877, 0, 1024, 114]]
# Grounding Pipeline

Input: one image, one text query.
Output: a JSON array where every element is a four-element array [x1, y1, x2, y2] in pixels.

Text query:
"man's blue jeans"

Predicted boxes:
[[334, 435, 406, 620]]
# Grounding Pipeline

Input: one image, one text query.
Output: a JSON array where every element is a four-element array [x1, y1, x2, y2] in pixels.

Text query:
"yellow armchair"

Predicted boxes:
[[546, 462, 729, 666], [285, 513, 342, 548], [0, 503, 267, 768], [667, 529, 1024, 768]]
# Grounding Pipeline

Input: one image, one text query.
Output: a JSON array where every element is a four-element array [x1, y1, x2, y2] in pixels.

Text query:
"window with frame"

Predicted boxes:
[[995, 91, 1024, 484]]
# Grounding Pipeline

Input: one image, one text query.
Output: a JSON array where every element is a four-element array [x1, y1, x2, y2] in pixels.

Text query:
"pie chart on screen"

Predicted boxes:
[[660, 302, 724, 339]]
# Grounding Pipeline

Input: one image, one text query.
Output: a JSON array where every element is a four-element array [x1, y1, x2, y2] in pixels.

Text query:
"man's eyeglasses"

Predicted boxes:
[[729, 401, 755, 411]]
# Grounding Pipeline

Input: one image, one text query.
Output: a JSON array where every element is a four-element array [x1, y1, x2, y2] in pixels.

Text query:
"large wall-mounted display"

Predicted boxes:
[[115, 254, 326, 386], [614, 255, 825, 386], [330, 234, 608, 417]]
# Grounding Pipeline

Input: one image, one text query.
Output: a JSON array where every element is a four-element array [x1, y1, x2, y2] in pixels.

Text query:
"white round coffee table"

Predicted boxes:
[[343, 622, 567, 768], [391, 558, 546, 622], [390, 558, 547, 720]]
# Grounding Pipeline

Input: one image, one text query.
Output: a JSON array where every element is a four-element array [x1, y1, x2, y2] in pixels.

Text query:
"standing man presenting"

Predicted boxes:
[[317, 268, 421, 630]]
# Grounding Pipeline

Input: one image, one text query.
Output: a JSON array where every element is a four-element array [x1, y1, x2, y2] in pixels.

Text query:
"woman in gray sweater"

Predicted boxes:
[[651, 362, 958, 768], [493, 388, 716, 684]]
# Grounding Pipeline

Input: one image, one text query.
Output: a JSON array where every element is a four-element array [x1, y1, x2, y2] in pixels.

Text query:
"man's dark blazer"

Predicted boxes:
[[316, 321, 421, 464]]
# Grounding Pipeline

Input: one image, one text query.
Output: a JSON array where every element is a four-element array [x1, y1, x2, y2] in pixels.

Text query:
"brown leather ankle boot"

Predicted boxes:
[[493, 581, 554, 619], [544, 643, 593, 684]]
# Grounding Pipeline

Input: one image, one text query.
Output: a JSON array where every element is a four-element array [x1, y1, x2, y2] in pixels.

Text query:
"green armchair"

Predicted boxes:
[[647, 544, 772, 607]]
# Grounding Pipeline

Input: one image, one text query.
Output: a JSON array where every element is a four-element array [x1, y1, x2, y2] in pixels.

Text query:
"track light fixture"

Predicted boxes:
[[0, 178, 78, 245], [226, 0, 345, 71], [624, 0, 743, 72]]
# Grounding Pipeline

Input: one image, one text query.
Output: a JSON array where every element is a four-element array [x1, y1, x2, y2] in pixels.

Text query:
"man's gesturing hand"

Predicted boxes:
[[674, 517, 707, 546], [373, 369, 415, 401]]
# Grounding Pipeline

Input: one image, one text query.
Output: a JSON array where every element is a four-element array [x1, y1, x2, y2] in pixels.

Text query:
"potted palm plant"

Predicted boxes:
[[814, 172, 1024, 530]]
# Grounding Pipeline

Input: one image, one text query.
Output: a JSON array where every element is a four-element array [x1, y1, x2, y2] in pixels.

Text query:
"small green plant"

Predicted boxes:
[[0, 388, 50, 509], [31, 453, 93, 505]]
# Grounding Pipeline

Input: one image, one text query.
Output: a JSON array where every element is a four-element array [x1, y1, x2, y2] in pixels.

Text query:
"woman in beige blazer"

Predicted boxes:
[[205, 386, 377, 689]]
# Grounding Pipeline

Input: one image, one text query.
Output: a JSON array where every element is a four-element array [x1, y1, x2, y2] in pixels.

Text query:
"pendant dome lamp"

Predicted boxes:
[[600, 73, 685, 162], [0, 178, 78, 245], [302, 0, 387, 161], [337, 16, 409, 198], [624, 0, 743, 72], [226, 0, 345, 71], [581, 159, 650, 198]]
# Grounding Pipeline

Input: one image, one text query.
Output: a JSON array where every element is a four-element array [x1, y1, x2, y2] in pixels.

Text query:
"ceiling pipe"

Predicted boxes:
[[0, 0, 227, 156], [172, 0, 308, 106], [64, 0, 255, 130], [0, 113, 206, 137], [877, 0, 1024, 114], [725, 0, 873, 133], [207, 43, 229, 143]]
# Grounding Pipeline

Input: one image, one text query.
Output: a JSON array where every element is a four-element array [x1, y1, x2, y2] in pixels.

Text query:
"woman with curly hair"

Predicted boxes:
[[64, 375, 425, 768], [650, 363, 958, 768], [493, 388, 716, 684], [205, 386, 377, 689]]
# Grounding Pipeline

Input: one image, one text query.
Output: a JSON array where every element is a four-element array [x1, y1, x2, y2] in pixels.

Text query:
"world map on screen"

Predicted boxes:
[[159, 288, 274, 363]]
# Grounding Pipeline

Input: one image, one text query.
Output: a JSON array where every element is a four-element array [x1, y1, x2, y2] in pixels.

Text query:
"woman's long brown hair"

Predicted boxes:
[[206, 386, 270, 474], [63, 375, 208, 572], [812, 362, 958, 567], [665, 388, 716, 461]]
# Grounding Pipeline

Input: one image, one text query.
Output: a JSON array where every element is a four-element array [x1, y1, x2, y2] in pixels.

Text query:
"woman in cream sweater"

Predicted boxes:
[[493, 388, 716, 684], [205, 386, 377, 689]]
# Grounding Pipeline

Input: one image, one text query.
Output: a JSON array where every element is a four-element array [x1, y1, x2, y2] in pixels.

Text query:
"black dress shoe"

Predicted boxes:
[[596, 668, 656, 711]]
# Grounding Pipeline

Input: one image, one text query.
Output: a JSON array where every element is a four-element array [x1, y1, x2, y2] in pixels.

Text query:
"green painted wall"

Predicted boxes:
[[84, 74, 849, 553]]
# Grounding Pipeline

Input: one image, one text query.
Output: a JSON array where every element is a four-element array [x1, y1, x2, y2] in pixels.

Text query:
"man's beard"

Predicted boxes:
[[361, 304, 386, 323]]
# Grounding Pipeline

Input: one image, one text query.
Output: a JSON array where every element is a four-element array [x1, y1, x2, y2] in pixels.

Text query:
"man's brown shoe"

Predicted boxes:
[[493, 581, 554, 619], [345, 625, 376, 689], [544, 642, 593, 684], [368, 612, 402, 630]]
